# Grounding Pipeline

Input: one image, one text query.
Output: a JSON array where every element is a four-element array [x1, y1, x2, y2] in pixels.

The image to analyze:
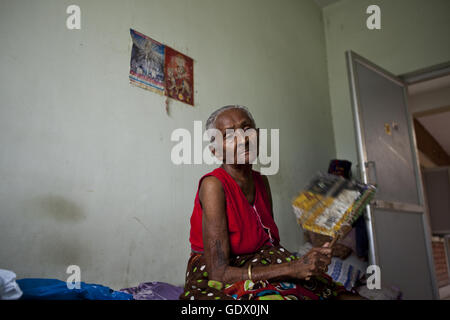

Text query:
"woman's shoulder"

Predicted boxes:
[[198, 173, 226, 210], [199, 175, 222, 192], [252, 170, 270, 187], [197, 168, 225, 194], [251, 169, 266, 179], [198, 167, 225, 184]]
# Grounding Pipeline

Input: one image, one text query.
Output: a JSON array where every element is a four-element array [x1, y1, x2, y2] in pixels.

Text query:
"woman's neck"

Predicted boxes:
[[221, 164, 253, 182]]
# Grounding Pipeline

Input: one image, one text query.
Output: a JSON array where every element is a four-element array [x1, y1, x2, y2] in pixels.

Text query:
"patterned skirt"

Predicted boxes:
[[179, 244, 350, 300]]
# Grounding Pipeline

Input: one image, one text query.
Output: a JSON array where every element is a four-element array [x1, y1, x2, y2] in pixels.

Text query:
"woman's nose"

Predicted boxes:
[[233, 130, 246, 144]]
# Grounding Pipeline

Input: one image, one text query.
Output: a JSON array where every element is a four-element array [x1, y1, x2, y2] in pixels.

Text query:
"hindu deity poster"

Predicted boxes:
[[129, 29, 165, 95], [164, 46, 194, 106]]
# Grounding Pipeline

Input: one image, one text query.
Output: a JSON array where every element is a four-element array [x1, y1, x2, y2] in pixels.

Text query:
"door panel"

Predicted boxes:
[[355, 63, 420, 205], [372, 209, 434, 299]]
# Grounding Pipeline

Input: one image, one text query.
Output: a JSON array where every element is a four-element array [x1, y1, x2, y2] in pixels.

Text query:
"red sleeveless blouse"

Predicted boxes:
[[189, 167, 280, 255]]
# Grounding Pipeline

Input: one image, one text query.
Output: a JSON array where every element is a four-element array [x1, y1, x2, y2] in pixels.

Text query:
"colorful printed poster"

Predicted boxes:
[[164, 46, 194, 106], [129, 29, 165, 95]]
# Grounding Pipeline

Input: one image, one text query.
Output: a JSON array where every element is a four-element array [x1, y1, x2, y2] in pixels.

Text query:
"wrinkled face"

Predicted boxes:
[[211, 108, 258, 164]]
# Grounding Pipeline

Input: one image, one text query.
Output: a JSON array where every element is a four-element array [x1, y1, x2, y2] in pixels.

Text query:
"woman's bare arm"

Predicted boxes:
[[200, 176, 331, 284]]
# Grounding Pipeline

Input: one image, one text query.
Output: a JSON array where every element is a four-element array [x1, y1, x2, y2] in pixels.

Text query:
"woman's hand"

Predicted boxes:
[[307, 231, 353, 259], [289, 243, 332, 280], [333, 243, 352, 260]]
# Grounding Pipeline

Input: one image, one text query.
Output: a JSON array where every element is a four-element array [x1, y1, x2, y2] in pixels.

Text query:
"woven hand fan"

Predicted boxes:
[[292, 172, 377, 247]]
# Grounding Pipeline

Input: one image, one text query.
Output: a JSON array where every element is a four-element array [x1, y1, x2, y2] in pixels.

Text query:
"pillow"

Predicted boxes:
[[0, 269, 22, 300]]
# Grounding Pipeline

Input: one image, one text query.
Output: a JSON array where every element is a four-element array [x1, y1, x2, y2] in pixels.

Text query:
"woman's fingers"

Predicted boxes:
[[310, 247, 332, 257], [310, 250, 332, 264], [307, 252, 331, 272], [318, 254, 332, 264], [319, 248, 332, 256], [294, 249, 332, 280]]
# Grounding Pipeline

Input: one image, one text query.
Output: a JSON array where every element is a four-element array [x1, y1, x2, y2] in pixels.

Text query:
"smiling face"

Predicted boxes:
[[212, 108, 258, 165]]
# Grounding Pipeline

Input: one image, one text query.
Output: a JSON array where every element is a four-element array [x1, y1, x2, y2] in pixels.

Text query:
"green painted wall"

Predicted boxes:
[[0, 0, 335, 289], [323, 0, 450, 174]]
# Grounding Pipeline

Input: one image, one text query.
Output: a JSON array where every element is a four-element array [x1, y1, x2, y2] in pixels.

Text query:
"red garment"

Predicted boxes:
[[189, 167, 280, 255]]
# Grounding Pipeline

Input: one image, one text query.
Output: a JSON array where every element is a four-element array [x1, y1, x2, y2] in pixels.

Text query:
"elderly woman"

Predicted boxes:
[[180, 105, 361, 300]]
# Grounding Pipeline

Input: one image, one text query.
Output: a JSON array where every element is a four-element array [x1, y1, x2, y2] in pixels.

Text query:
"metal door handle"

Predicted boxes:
[[365, 161, 378, 187]]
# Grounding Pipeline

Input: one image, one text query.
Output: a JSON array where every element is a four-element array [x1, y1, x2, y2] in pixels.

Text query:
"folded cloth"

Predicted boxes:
[[356, 282, 402, 300], [120, 281, 184, 300], [0, 269, 23, 300], [16, 278, 133, 300]]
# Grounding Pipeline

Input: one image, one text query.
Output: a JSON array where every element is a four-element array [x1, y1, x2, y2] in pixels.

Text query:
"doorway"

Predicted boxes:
[[403, 67, 450, 299]]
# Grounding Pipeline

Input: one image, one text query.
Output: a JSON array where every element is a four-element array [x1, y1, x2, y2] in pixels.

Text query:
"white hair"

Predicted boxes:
[[205, 105, 256, 143]]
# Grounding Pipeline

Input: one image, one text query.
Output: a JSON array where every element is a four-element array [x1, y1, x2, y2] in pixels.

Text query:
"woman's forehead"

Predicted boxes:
[[215, 108, 254, 130]]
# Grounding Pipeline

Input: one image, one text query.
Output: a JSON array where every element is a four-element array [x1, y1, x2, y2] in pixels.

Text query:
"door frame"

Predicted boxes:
[[346, 50, 439, 299], [400, 61, 450, 85]]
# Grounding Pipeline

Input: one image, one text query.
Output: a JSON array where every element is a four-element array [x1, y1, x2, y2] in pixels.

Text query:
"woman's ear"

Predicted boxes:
[[209, 145, 216, 156], [209, 144, 223, 161]]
